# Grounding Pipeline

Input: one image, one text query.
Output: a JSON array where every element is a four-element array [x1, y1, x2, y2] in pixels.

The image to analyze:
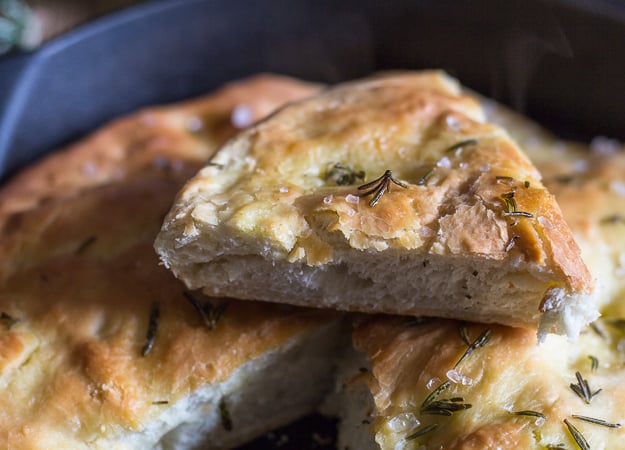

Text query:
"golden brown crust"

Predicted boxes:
[[157, 71, 594, 334], [0, 74, 329, 448]]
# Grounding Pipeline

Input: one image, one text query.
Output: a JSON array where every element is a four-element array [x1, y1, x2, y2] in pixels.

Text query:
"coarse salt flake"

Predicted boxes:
[[323, 195, 334, 204], [446, 369, 474, 386], [610, 181, 625, 197], [345, 194, 360, 204], [436, 156, 451, 169], [231, 104, 254, 128]]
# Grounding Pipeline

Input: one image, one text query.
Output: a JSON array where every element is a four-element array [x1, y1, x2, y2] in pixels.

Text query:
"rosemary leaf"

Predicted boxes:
[[454, 329, 492, 368], [460, 323, 471, 346], [152, 400, 169, 405], [588, 355, 599, 372], [75, 236, 97, 255], [141, 302, 159, 357], [524, 180, 531, 188], [510, 410, 547, 419], [0, 312, 20, 330], [505, 234, 520, 252], [572, 414, 621, 428], [601, 214, 625, 225], [445, 139, 478, 153], [219, 397, 233, 431], [496, 175, 515, 185], [417, 167, 435, 186], [503, 211, 534, 218], [564, 418, 590, 450], [184, 292, 227, 330], [405, 423, 439, 441]]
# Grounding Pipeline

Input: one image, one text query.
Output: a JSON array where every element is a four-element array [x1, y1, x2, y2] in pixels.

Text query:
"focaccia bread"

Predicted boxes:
[[155, 71, 595, 338], [0, 75, 342, 449]]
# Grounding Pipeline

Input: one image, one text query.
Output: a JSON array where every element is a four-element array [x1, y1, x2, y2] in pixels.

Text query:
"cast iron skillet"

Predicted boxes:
[[0, 0, 623, 447], [1, 0, 625, 181]]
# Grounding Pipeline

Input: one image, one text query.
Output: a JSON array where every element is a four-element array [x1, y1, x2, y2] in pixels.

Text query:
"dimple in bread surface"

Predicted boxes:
[[156, 71, 595, 337]]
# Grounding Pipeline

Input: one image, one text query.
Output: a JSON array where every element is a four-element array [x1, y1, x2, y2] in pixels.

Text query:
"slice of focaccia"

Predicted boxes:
[[155, 71, 595, 338], [0, 75, 341, 450]]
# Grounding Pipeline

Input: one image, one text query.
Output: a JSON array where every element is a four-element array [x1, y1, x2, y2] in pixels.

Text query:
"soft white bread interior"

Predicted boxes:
[[156, 71, 595, 338], [0, 75, 343, 449]]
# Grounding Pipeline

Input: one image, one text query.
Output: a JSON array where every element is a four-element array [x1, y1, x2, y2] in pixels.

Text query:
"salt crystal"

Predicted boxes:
[[436, 156, 451, 169], [83, 161, 97, 177], [534, 417, 546, 426], [426, 377, 441, 390], [345, 194, 360, 204], [231, 104, 254, 128], [323, 195, 334, 204], [572, 159, 589, 173], [445, 114, 461, 131], [610, 181, 625, 197], [480, 164, 491, 172], [459, 162, 468, 169], [279, 187, 289, 193], [387, 413, 419, 433], [186, 116, 203, 132], [446, 369, 474, 386], [347, 208, 356, 217], [590, 136, 621, 155]]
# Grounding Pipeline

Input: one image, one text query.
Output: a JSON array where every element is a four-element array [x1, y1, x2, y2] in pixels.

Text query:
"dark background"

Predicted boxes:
[[1, 0, 625, 181]]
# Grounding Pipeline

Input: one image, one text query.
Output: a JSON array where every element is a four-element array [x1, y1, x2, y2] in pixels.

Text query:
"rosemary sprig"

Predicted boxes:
[[405, 423, 438, 441], [445, 139, 478, 153], [357, 169, 408, 207], [454, 329, 492, 369], [421, 381, 451, 409], [571, 414, 621, 428], [219, 397, 233, 431], [75, 236, 97, 255], [588, 355, 599, 372], [183, 292, 227, 330], [510, 410, 547, 420], [0, 312, 20, 330], [420, 381, 472, 416], [142, 302, 160, 357], [324, 163, 365, 186], [569, 371, 601, 404], [564, 418, 590, 450]]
